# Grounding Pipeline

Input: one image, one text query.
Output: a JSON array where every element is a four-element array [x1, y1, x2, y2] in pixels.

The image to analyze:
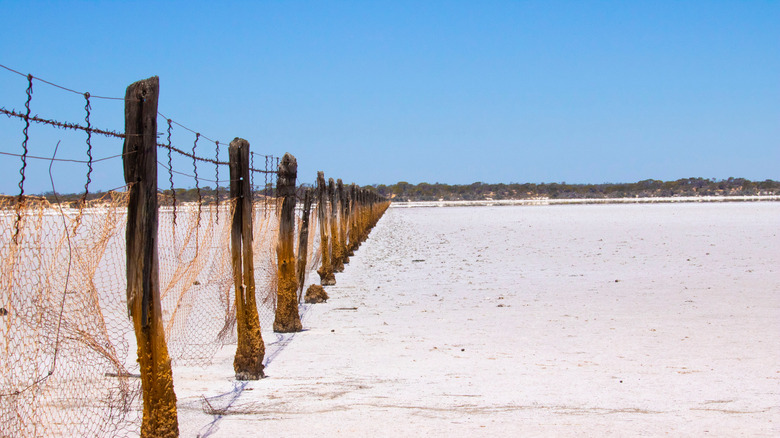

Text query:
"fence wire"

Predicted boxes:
[[1, 64, 286, 438], [0, 63, 390, 438]]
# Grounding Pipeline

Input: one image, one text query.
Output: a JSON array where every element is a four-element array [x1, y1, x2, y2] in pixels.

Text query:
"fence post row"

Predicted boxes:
[[0, 68, 392, 438], [229, 138, 265, 380], [311, 174, 392, 288], [123, 76, 180, 438], [274, 153, 303, 332]]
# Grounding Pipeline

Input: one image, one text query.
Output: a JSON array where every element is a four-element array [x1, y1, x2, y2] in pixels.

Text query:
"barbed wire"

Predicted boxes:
[[155, 158, 252, 186], [2, 62, 279, 209], [156, 143, 275, 174], [2, 107, 276, 174], [1, 63, 279, 157], [1, 107, 126, 138], [156, 141, 227, 165]]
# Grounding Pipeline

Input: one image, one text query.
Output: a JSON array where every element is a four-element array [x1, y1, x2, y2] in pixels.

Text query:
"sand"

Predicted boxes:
[[173, 202, 780, 437]]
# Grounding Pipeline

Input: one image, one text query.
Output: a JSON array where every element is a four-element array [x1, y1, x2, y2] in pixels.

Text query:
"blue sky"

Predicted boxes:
[[1, 1, 778, 194]]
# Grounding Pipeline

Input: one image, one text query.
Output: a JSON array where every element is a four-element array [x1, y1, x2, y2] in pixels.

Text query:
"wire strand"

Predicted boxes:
[[1, 107, 125, 138], [0, 149, 134, 164], [157, 111, 225, 146], [0, 63, 128, 101], [156, 160, 236, 184]]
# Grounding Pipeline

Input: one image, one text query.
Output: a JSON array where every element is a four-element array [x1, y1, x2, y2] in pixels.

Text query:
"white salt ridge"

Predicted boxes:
[[392, 195, 780, 208], [173, 202, 780, 437]]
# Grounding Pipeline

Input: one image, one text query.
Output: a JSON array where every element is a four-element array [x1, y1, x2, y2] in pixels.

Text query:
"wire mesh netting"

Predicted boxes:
[[0, 63, 351, 437], [0, 192, 299, 437], [0, 193, 141, 437]]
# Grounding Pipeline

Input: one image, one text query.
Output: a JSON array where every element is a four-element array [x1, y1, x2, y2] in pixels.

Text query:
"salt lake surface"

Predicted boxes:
[[175, 202, 780, 437]]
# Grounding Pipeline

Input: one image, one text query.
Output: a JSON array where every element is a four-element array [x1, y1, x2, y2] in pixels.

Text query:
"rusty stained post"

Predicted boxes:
[[229, 138, 265, 380], [316, 172, 335, 285], [336, 179, 349, 268], [347, 183, 357, 256], [274, 153, 302, 332], [123, 76, 179, 438], [329, 178, 345, 273], [296, 187, 313, 303], [355, 189, 367, 247]]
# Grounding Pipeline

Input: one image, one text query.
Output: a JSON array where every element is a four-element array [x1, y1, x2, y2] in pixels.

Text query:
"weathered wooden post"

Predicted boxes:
[[296, 187, 313, 303], [347, 183, 357, 256], [337, 179, 349, 266], [229, 138, 265, 380], [123, 76, 179, 438], [274, 153, 302, 332], [355, 188, 365, 247], [316, 172, 335, 285], [329, 178, 344, 273], [361, 189, 371, 243]]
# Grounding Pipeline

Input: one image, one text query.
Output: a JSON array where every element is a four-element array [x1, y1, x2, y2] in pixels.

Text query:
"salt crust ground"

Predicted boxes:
[[172, 202, 779, 437]]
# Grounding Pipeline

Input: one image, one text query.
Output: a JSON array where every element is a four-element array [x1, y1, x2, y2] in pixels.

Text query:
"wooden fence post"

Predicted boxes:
[[229, 138, 265, 380], [296, 187, 312, 302], [347, 183, 357, 256], [337, 179, 349, 266], [123, 76, 179, 438], [274, 153, 302, 332], [355, 189, 365, 247], [316, 172, 335, 285], [330, 178, 345, 273]]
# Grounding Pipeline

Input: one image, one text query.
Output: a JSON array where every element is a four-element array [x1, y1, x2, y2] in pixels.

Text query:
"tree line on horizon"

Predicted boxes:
[[13, 177, 779, 205], [365, 178, 780, 202]]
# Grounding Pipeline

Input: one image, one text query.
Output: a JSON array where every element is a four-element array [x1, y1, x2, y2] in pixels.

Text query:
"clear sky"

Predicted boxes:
[[1, 1, 778, 194]]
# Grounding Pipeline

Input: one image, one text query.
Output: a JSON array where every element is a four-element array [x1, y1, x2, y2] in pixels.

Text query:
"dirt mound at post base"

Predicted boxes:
[[304, 285, 329, 303]]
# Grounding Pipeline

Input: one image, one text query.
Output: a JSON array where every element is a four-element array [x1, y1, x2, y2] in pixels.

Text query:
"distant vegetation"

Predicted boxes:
[[29, 186, 263, 206], [13, 178, 779, 205], [365, 178, 780, 202]]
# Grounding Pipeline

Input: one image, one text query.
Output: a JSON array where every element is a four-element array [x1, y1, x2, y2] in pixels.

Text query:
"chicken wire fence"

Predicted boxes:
[[0, 65, 327, 437], [0, 187, 324, 436]]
